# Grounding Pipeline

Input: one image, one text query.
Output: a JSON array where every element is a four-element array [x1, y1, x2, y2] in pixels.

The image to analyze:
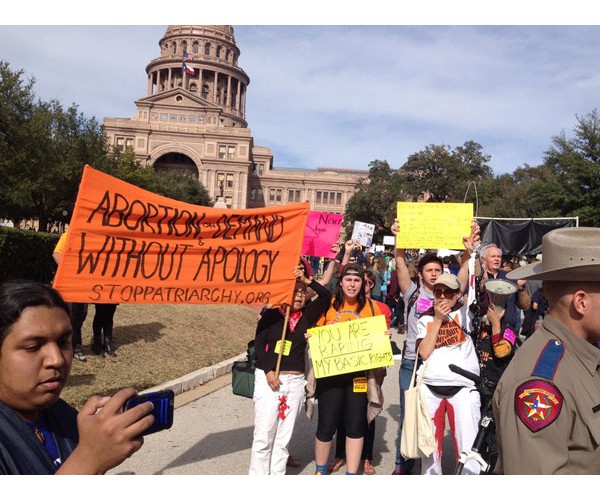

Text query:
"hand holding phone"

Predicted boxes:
[[123, 389, 174, 436]]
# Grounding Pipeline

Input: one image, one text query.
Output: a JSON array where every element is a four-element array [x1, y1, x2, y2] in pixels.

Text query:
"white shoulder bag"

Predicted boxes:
[[400, 350, 435, 459]]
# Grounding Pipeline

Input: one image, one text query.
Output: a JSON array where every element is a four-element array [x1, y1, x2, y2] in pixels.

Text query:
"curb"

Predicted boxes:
[[144, 352, 247, 396]]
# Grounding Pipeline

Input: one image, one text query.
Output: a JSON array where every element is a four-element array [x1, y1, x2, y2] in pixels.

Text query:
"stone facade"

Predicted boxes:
[[102, 25, 366, 212]]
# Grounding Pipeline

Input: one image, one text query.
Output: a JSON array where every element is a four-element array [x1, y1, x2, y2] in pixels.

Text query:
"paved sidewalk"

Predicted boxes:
[[109, 328, 457, 475]]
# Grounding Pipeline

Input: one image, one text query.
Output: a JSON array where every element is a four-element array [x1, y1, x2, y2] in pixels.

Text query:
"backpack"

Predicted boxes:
[[405, 288, 421, 319]]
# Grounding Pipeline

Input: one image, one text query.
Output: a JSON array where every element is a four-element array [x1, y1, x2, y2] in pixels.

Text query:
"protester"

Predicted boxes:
[[371, 256, 388, 301], [52, 231, 88, 362], [478, 243, 530, 345], [519, 264, 545, 339], [0, 279, 153, 474], [385, 260, 403, 329], [442, 254, 461, 276], [306, 263, 389, 475], [389, 219, 478, 474], [328, 269, 391, 475], [92, 303, 119, 357], [493, 227, 600, 474], [249, 266, 331, 475], [416, 273, 481, 475]]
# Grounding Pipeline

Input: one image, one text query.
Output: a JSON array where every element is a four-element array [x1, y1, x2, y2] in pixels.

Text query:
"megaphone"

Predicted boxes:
[[483, 278, 518, 316]]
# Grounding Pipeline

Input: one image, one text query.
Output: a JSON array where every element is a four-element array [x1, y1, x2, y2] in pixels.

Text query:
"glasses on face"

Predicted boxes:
[[294, 288, 307, 296], [433, 287, 457, 300]]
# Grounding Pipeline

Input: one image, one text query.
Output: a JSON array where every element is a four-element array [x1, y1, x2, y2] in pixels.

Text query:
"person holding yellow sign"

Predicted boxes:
[[249, 266, 331, 475], [310, 263, 389, 475], [390, 216, 479, 475]]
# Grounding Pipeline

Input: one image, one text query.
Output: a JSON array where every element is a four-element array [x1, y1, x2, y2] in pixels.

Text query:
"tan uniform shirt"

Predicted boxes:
[[493, 315, 600, 474]]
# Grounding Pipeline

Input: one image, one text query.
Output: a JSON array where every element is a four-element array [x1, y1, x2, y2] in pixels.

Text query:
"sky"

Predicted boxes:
[[3, 3, 600, 180]]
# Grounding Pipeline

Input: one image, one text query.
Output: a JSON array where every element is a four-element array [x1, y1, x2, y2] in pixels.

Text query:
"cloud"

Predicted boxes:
[[2, 24, 600, 175]]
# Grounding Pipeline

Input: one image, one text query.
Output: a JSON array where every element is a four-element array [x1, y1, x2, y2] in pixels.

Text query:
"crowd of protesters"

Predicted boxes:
[[1, 216, 597, 476]]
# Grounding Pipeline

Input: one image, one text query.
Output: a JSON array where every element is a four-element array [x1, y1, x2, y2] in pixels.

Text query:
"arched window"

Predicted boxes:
[[190, 83, 197, 92], [205, 43, 211, 56], [182, 41, 188, 53], [192, 41, 199, 54], [172, 42, 177, 55], [216, 45, 222, 58]]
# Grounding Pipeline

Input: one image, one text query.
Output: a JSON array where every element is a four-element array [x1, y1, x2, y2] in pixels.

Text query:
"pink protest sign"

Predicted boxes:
[[301, 211, 344, 258]]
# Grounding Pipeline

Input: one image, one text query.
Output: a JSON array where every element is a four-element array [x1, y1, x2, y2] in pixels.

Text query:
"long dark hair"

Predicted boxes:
[[0, 280, 71, 347], [333, 263, 367, 312]]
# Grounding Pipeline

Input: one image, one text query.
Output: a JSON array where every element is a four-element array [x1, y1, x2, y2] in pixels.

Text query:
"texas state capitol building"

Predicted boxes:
[[102, 25, 366, 212]]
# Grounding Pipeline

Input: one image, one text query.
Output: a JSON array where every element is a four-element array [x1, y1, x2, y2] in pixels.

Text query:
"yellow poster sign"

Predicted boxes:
[[396, 202, 473, 250], [307, 315, 393, 378]]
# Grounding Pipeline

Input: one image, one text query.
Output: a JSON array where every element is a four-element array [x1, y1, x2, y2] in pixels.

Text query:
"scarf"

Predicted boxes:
[[279, 305, 303, 333]]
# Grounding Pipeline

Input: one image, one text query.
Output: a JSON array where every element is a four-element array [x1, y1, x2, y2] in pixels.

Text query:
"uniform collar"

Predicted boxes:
[[542, 314, 600, 378]]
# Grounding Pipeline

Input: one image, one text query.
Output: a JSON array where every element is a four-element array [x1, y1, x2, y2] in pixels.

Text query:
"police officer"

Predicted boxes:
[[492, 227, 600, 474]]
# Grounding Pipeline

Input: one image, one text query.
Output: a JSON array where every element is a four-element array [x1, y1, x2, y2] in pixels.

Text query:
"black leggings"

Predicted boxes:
[[335, 419, 375, 460], [93, 303, 118, 340], [316, 372, 368, 442]]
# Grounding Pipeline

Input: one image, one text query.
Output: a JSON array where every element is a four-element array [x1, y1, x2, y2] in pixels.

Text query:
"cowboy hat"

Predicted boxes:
[[507, 227, 600, 281]]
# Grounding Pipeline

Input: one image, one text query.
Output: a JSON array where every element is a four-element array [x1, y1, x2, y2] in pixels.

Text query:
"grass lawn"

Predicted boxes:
[[61, 303, 260, 408]]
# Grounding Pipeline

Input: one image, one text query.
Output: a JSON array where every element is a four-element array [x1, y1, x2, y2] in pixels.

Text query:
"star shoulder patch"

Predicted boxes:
[[515, 379, 563, 432]]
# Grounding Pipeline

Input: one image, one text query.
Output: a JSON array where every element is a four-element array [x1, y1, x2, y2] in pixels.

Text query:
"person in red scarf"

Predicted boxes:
[[249, 266, 331, 475]]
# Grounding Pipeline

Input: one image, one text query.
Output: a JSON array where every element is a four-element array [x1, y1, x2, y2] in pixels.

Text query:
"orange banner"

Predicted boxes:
[[53, 165, 309, 306]]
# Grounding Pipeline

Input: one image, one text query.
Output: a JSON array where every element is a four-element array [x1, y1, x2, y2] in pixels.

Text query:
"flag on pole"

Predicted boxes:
[[182, 61, 196, 76], [183, 50, 195, 62]]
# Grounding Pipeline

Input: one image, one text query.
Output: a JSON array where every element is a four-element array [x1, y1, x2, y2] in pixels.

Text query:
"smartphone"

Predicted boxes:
[[123, 389, 175, 436]]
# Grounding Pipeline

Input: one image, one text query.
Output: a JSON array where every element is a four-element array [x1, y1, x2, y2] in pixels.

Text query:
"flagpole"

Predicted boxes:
[[274, 304, 291, 380]]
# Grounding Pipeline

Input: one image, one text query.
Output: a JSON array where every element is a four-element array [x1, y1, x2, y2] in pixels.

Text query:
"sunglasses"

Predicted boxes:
[[433, 287, 458, 299]]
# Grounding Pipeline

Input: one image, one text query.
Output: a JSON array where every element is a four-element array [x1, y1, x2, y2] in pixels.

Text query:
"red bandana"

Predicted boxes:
[[280, 306, 303, 333]]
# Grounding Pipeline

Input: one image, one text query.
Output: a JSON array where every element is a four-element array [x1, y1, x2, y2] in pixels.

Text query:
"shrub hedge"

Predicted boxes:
[[0, 227, 60, 283]]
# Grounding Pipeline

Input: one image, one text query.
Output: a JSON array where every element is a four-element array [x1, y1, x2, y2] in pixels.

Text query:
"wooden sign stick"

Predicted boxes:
[[274, 304, 291, 380]]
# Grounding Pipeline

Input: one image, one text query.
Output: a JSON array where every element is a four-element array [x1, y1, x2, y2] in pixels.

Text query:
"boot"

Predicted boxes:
[[103, 334, 117, 357], [92, 331, 104, 356]]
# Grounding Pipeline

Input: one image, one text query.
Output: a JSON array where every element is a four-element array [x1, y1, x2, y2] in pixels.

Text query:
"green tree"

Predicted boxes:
[[0, 62, 109, 229], [0, 60, 211, 229], [542, 109, 600, 226], [102, 147, 211, 206], [150, 171, 212, 206], [400, 141, 493, 202], [475, 168, 552, 219], [343, 160, 406, 242], [0, 61, 38, 224]]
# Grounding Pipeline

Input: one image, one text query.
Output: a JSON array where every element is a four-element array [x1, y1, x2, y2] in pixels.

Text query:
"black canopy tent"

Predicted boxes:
[[476, 217, 579, 256]]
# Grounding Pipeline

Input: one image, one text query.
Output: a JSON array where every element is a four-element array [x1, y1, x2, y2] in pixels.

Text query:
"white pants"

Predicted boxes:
[[420, 384, 481, 475], [248, 369, 306, 475]]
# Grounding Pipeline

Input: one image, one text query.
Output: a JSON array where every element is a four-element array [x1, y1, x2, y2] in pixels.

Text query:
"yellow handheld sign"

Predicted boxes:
[[307, 315, 393, 378], [396, 202, 473, 250]]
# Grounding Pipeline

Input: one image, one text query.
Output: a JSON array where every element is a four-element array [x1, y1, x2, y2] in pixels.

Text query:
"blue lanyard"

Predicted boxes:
[[27, 415, 62, 469]]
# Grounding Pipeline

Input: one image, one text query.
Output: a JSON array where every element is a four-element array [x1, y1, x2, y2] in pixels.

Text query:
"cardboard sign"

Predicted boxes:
[[301, 211, 343, 258], [307, 315, 393, 378], [351, 221, 375, 247], [396, 202, 473, 250], [53, 165, 309, 306]]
